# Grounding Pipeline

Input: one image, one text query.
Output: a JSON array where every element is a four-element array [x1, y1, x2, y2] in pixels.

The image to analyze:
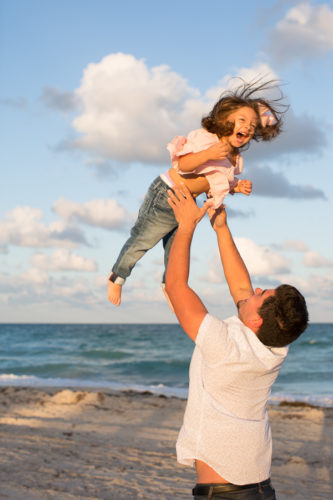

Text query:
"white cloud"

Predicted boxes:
[[207, 257, 224, 284], [236, 237, 291, 275], [71, 53, 204, 163], [0, 197, 132, 255], [303, 251, 333, 268], [21, 268, 50, 286], [220, 63, 279, 96], [0, 273, 24, 294], [207, 238, 290, 283], [269, 2, 333, 64], [202, 63, 278, 104], [68, 54, 325, 169], [0, 206, 87, 250], [0, 270, 99, 307], [127, 287, 166, 304], [52, 197, 130, 229], [282, 240, 308, 252], [52, 279, 93, 300], [289, 272, 333, 301], [72, 56, 275, 166], [94, 275, 108, 288], [31, 249, 97, 272]]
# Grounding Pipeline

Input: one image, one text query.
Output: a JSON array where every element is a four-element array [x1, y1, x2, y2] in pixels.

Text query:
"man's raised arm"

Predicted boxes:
[[208, 206, 253, 306], [165, 185, 209, 342]]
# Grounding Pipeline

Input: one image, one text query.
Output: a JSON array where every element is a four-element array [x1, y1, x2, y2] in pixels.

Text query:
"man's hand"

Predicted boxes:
[[208, 204, 227, 232], [165, 183, 208, 341], [168, 184, 210, 229], [233, 179, 252, 196]]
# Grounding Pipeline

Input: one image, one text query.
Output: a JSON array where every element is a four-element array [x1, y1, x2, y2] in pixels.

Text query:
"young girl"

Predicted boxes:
[[108, 79, 285, 306]]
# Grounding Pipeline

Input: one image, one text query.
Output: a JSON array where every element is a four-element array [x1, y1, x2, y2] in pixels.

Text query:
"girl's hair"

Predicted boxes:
[[201, 78, 288, 148]]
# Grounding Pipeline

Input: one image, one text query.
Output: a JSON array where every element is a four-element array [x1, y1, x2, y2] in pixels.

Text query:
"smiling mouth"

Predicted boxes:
[[236, 132, 248, 139]]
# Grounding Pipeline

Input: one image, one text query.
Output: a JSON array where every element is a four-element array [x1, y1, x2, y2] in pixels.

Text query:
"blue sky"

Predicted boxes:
[[1, 0, 333, 323]]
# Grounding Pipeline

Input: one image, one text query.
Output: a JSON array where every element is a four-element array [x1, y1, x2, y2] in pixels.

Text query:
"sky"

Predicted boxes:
[[1, 0, 333, 323]]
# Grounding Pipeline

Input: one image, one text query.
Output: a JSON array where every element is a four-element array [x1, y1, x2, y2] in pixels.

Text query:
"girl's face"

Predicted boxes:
[[223, 106, 259, 149]]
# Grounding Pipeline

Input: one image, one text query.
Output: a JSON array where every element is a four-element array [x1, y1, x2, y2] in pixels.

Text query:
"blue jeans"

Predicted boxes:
[[192, 481, 276, 500], [112, 177, 178, 283]]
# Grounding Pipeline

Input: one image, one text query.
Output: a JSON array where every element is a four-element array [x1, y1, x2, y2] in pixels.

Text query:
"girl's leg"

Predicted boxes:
[[108, 177, 177, 305]]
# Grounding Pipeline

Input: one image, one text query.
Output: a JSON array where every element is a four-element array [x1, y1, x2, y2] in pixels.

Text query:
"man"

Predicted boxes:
[[165, 184, 308, 500]]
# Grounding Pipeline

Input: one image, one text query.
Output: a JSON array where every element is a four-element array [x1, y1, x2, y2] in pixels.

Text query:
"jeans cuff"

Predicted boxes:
[[108, 272, 125, 285]]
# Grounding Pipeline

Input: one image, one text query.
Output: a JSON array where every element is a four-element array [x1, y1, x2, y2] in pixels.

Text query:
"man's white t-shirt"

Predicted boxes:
[[176, 314, 288, 485]]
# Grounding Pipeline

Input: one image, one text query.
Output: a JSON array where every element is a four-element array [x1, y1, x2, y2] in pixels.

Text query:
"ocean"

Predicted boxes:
[[0, 322, 332, 407]]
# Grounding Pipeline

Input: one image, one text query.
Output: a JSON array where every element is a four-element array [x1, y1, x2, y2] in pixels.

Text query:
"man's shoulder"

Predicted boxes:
[[197, 314, 238, 343]]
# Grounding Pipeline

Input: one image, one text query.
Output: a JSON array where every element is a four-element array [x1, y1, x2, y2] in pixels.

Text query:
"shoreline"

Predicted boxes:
[[0, 386, 332, 499], [1, 379, 332, 409]]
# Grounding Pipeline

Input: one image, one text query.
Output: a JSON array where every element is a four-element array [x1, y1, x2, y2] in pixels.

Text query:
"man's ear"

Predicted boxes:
[[248, 315, 263, 333]]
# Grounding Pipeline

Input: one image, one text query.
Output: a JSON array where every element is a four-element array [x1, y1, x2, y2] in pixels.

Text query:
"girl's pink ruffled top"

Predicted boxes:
[[167, 128, 243, 209]]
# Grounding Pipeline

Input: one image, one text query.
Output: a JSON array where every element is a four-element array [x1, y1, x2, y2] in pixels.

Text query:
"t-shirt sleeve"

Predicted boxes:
[[166, 135, 195, 171], [196, 313, 231, 364], [166, 129, 217, 172]]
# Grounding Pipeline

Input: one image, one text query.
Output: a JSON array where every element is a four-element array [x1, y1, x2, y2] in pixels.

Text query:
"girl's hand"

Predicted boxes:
[[234, 179, 252, 196], [206, 141, 231, 161]]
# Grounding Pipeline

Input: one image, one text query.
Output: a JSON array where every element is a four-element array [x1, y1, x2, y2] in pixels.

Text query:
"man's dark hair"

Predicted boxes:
[[257, 284, 308, 347]]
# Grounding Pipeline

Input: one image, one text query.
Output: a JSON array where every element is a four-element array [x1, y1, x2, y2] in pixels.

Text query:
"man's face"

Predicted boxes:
[[238, 288, 276, 331]]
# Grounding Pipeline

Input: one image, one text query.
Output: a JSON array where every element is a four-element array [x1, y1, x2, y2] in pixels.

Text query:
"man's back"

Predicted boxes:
[[164, 184, 308, 497], [177, 313, 288, 485]]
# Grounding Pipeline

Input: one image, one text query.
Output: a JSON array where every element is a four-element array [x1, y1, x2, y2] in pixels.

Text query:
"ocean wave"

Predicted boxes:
[[0, 374, 188, 399], [269, 392, 333, 408], [0, 374, 332, 407]]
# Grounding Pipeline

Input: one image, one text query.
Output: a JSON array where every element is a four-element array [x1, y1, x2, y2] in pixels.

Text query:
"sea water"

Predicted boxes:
[[0, 322, 332, 407]]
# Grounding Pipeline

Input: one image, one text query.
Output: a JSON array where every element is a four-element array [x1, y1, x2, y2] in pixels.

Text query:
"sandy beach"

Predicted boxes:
[[0, 387, 331, 500]]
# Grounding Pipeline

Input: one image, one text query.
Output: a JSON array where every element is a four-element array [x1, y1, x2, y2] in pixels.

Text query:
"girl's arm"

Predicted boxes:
[[178, 141, 231, 172]]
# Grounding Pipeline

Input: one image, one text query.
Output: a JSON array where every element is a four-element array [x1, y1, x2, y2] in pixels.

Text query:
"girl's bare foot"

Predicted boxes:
[[107, 280, 122, 306]]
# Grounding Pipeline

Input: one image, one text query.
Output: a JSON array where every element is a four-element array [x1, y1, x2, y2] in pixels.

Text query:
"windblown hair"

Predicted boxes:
[[257, 284, 308, 348], [201, 77, 288, 149]]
